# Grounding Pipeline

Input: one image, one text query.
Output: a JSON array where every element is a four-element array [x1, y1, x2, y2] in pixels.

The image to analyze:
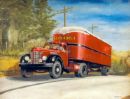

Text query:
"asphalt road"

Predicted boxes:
[[0, 73, 130, 99]]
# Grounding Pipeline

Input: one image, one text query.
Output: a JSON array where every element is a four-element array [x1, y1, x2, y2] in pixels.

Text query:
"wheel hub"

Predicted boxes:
[[56, 68, 60, 72]]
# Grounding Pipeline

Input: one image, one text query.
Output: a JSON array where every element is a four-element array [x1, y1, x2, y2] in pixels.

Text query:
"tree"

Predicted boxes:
[[0, 0, 57, 49]]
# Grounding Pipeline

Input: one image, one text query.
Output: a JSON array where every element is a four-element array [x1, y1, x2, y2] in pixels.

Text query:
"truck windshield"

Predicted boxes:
[[44, 43, 65, 51]]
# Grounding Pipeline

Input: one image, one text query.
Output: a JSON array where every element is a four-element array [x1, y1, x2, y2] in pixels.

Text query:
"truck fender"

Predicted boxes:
[[46, 55, 64, 67], [20, 54, 30, 63]]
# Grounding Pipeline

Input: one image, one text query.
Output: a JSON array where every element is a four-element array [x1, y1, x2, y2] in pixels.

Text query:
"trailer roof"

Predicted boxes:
[[52, 26, 111, 46], [52, 26, 91, 34]]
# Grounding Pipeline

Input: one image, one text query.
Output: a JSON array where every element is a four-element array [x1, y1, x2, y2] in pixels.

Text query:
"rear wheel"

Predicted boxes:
[[74, 63, 88, 77], [101, 66, 109, 76], [49, 61, 62, 79]]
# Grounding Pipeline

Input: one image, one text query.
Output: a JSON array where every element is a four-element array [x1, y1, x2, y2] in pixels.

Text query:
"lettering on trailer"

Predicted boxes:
[[54, 36, 76, 41]]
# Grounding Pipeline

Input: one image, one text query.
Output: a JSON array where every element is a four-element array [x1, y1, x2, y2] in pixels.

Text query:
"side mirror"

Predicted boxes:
[[61, 42, 67, 50]]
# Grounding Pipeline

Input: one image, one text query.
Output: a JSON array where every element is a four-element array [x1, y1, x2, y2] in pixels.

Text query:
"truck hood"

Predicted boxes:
[[32, 47, 59, 56]]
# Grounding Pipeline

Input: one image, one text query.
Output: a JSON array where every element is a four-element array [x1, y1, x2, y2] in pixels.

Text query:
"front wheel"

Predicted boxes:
[[21, 69, 33, 78], [74, 63, 88, 77], [101, 66, 109, 76], [49, 61, 62, 79]]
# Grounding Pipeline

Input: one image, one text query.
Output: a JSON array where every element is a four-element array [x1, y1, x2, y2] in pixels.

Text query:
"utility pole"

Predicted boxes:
[[64, 6, 67, 27], [63, 6, 73, 27], [52, 6, 72, 27], [92, 24, 94, 34], [91, 24, 97, 34]]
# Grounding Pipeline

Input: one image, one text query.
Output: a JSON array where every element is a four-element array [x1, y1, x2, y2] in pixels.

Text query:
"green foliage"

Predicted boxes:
[[0, 0, 57, 49], [16, 0, 57, 42], [111, 62, 129, 75], [24, 38, 46, 51], [0, 38, 47, 57], [110, 50, 130, 75], [0, 49, 25, 57]]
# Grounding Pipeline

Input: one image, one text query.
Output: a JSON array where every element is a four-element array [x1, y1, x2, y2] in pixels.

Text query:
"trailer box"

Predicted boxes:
[[53, 28, 111, 67]]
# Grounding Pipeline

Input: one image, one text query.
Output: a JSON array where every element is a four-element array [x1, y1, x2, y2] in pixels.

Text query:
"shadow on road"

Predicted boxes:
[[7, 72, 101, 82], [7, 73, 76, 82], [1, 73, 77, 95], [7, 73, 52, 82]]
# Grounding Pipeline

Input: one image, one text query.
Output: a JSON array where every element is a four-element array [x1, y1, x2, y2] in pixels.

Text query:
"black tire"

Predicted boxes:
[[101, 66, 108, 76], [49, 61, 62, 79], [21, 69, 33, 78], [20, 54, 32, 78], [74, 63, 88, 77]]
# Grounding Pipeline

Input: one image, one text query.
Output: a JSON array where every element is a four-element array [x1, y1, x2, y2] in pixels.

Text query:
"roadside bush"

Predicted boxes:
[[110, 58, 130, 75], [0, 49, 25, 57], [0, 38, 47, 57], [25, 38, 46, 51]]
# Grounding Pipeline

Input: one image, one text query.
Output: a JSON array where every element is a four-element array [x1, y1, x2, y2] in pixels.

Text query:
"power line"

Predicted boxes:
[[91, 24, 98, 34], [53, 6, 73, 27]]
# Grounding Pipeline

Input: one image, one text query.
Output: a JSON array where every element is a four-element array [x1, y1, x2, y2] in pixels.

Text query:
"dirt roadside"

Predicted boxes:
[[122, 74, 130, 99], [122, 95, 130, 99]]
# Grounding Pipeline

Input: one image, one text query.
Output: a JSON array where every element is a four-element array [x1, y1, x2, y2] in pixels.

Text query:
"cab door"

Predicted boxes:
[[57, 44, 68, 67], [59, 50, 68, 67]]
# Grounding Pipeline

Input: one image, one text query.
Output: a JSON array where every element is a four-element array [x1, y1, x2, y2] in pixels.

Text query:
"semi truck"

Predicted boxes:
[[19, 27, 111, 78]]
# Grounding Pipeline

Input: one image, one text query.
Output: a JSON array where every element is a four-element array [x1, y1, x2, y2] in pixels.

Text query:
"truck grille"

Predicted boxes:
[[31, 51, 41, 64]]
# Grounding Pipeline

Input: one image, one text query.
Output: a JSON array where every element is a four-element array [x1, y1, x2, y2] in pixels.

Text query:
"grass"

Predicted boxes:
[[111, 62, 129, 75], [110, 50, 130, 75], [0, 49, 25, 57], [0, 57, 19, 77]]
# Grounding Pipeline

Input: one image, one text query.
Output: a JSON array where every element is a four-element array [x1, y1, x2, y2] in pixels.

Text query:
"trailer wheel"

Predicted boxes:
[[21, 69, 33, 78], [101, 66, 108, 76], [75, 63, 88, 77], [49, 61, 62, 79]]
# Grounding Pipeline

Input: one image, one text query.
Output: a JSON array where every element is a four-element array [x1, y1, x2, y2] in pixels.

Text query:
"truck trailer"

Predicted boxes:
[[19, 27, 111, 78]]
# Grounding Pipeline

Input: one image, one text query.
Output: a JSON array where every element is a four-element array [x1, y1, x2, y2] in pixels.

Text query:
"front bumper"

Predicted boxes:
[[19, 63, 53, 70]]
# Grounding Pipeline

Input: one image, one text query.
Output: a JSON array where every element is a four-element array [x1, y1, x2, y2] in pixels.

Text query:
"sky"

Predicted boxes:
[[48, 0, 130, 51]]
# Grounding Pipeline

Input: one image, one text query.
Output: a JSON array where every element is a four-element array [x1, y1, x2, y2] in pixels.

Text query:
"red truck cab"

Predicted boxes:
[[19, 26, 111, 78]]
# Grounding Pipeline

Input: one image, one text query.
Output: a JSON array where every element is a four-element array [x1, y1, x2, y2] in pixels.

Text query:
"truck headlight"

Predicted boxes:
[[24, 56, 30, 61], [42, 56, 47, 60], [52, 57, 55, 61]]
